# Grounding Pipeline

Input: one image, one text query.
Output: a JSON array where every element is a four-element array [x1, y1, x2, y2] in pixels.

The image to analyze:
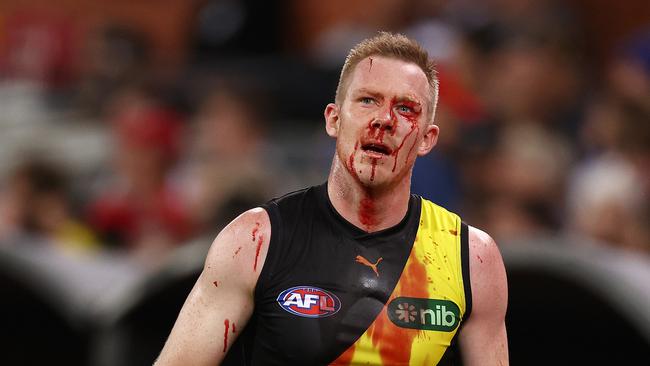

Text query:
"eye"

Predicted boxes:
[[397, 105, 413, 113], [360, 97, 375, 105]]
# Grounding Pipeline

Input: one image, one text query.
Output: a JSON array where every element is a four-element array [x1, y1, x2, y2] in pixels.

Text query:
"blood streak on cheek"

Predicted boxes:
[[348, 141, 361, 181], [232, 322, 237, 333], [403, 122, 420, 168], [223, 319, 230, 353], [391, 121, 419, 173], [388, 100, 398, 136], [387, 98, 423, 172], [401, 101, 422, 166], [253, 234, 264, 271]]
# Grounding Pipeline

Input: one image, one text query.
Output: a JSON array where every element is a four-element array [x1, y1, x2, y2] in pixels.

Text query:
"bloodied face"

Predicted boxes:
[[326, 56, 438, 188]]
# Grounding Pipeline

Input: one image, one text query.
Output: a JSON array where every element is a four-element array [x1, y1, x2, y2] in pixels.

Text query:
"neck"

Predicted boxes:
[[327, 154, 412, 233]]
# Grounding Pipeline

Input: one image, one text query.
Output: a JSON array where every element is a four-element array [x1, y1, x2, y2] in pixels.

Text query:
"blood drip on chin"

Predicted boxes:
[[370, 158, 377, 181]]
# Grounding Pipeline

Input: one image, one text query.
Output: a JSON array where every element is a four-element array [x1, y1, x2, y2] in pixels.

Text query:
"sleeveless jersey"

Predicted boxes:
[[223, 183, 471, 366]]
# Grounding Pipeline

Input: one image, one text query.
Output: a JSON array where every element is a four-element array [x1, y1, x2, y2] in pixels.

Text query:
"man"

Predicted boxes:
[[155, 32, 508, 365]]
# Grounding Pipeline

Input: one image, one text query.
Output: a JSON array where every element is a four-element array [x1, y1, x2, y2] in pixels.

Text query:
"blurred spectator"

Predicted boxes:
[[0, 8, 77, 89], [75, 24, 152, 117], [180, 79, 279, 233], [567, 153, 649, 253], [296, 0, 411, 67], [606, 27, 650, 112], [565, 27, 650, 254], [477, 123, 572, 242], [86, 88, 194, 263], [190, 0, 286, 59], [0, 158, 98, 252], [0, 0, 645, 261]]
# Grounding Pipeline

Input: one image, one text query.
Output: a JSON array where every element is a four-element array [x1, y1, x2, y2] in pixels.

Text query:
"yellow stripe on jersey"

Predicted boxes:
[[331, 199, 467, 366]]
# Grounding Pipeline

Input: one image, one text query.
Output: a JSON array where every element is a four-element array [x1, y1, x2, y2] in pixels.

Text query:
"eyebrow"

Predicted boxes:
[[352, 88, 384, 100], [392, 95, 422, 106], [355, 88, 422, 103], [352, 88, 424, 111]]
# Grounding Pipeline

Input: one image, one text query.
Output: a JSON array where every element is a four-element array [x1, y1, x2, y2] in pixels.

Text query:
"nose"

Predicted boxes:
[[371, 106, 394, 131]]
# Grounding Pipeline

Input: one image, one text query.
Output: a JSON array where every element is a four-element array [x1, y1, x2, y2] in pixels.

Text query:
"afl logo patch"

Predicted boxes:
[[276, 286, 341, 318]]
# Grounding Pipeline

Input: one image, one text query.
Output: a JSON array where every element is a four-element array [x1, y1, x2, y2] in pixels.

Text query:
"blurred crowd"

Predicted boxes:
[[0, 0, 648, 271]]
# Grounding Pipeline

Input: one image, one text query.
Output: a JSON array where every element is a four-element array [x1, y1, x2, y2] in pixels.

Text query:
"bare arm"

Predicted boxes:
[[459, 226, 509, 365], [154, 208, 271, 366]]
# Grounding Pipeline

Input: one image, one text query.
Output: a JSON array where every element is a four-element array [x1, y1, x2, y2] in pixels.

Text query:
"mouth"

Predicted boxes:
[[361, 142, 392, 156]]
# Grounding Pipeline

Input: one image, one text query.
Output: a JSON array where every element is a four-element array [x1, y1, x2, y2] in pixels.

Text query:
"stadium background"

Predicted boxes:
[[0, 0, 648, 364]]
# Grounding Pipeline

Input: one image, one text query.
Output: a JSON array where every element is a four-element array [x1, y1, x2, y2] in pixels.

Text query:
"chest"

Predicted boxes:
[[238, 202, 464, 365], [249, 218, 411, 363]]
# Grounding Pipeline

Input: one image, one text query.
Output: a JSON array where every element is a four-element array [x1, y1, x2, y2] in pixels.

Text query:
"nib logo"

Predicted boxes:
[[388, 297, 461, 332], [395, 302, 417, 323]]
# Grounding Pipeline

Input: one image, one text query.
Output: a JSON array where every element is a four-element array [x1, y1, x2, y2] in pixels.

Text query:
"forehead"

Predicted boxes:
[[345, 56, 430, 103]]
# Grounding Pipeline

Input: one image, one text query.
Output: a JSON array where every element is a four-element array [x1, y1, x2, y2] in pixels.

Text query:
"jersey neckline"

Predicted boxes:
[[315, 182, 420, 241]]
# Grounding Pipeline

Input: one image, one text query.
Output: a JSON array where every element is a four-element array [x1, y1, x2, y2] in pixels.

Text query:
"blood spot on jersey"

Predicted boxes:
[[277, 286, 341, 318]]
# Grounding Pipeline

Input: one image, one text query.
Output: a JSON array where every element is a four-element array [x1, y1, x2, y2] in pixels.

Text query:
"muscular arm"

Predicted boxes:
[[459, 226, 509, 365], [154, 208, 271, 366]]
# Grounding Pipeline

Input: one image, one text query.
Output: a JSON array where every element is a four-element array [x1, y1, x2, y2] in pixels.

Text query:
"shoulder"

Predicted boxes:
[[466, 225, 508, 317], [265, 185, 319, 211], [457, 226, 510, 363], [203, 207, 272, 293]]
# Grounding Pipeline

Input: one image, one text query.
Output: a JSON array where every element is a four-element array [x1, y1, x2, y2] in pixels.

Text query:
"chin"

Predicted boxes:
[[357, 170, 395, 189]]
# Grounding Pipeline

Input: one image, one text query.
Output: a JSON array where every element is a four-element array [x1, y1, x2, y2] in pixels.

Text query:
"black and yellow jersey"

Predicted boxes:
[[223, 183, 471, 365]]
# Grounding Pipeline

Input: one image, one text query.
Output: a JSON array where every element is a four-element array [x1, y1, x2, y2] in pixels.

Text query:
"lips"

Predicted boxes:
[[361, 142, 393, 156]]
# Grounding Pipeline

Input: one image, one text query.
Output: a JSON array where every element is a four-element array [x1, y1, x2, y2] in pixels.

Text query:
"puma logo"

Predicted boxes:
[[355, 255, 383, 277]]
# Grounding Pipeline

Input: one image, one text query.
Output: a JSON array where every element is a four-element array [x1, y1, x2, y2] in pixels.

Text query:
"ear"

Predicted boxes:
[[324, 103, 340, 138], [417, 123, 439, 156]]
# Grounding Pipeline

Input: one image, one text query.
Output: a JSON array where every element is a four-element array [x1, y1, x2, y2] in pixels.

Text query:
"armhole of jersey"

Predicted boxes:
[[436, 221, 472, 366], [254, 202, 281, 300], [460, 221, 472, 322]]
